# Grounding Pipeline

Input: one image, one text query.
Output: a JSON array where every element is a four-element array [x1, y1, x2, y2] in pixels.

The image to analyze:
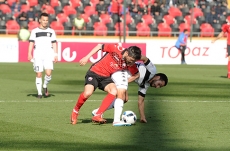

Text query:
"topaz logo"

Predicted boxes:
[[62, 47, 77, 62]]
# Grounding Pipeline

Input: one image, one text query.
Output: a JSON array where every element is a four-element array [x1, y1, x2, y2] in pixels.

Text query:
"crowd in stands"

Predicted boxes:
[[0, 0, 229, 37]]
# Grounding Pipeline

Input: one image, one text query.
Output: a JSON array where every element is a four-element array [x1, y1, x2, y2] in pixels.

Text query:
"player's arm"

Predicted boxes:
[[28, 30, 35, 61], [138, 91, 147, 123], [128, 72, 140, 83], [52, 42, 58, 63], [79, 44, 103, 66], [28, 42, 34, 61], [212, 31, 224, 43]]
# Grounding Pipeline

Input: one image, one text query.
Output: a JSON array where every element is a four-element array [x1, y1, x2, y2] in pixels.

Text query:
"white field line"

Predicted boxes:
[[0, 100, 229, 103]]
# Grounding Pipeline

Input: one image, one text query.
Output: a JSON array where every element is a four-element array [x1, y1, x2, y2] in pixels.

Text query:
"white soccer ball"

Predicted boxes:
[[122, 110, 137, 124]]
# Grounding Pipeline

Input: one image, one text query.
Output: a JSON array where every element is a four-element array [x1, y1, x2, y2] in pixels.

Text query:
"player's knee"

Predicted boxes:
[[36, 73, 42, 78], [83, 91, 93, 98], [109, 88, 117, 96]]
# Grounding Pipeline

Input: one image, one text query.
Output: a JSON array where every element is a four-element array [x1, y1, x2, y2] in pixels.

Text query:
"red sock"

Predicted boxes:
[[96, 93, 116, 115], [74, 92, 87, 112], [228, 61, 230, 75]]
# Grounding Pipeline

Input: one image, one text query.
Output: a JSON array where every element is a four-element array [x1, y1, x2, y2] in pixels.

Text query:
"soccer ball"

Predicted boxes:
[[122, 110, 137, 124]]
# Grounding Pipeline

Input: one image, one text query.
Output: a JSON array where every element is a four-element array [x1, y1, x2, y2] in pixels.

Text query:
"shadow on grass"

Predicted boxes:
[[27, 94, 55, 98]]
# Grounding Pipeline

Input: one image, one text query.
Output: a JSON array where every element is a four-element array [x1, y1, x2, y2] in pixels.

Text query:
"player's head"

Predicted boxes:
[[122, 46, 141, 66], [183, 29, 189, 35], [226, 16, 230, 24], [149, 73, 168, 88], [39, 13, 49, 28]]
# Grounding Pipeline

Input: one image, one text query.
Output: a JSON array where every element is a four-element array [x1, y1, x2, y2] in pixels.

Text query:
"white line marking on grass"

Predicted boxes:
[[0, 100, 229, 103]]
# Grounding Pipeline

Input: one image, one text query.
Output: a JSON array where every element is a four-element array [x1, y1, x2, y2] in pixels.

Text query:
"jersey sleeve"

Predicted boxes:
[[51, 30, 57, 43], [29, 29, 35, 42], [127, 64, 139, 76], [102, 44, 115, 53], [138, 84, 149, 97], [144, 59, 157, 75]]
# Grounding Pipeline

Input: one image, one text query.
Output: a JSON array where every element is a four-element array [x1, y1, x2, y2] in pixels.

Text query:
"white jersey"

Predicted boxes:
[[29, 27, 57, 59], [128, 60, 157, 97]]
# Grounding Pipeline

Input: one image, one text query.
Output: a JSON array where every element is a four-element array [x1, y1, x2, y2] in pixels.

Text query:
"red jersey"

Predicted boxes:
[[90, 44, 139, 77], [222, 24, 230, 45]]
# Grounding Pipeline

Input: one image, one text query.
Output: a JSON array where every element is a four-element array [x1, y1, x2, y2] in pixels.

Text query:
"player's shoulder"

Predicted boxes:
[[222, 24, 229, 29]]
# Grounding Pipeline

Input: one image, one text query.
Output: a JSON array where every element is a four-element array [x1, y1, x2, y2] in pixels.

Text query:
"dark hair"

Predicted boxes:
[[122, 46, 141, 60], [155, 73, 168, 86], [40, 13, 49, 18], [183, 29, 188, 33]]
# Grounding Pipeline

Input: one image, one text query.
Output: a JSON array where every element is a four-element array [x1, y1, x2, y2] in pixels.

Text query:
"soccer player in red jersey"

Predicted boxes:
[[70, 43, 142, 124], [212, 16, 230, 78]]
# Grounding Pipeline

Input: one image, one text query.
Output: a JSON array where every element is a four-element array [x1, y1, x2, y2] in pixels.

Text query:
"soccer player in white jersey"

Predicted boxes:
[[92, 58, 168, 126], [27, 13, 58, 98]]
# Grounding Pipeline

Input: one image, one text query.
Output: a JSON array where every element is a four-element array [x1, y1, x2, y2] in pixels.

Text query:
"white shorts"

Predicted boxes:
[[111, 70, 128, 90], [33, 59, 53, 72]]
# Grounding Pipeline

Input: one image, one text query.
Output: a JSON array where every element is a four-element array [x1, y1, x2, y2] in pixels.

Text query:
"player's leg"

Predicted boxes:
[[33, 59, 44, 98], [92, 81, 117, 123], [71, 71, 98, 124], [180, 46, 186, 64], [43, 60, 53, 96], [227, 45, 230, 78]]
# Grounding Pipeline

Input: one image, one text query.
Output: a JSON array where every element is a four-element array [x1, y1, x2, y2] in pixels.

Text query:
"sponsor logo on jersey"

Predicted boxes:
[[88, 77, 93, 81]]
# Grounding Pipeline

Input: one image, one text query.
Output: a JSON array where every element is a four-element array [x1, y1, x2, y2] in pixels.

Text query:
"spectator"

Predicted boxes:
[[73, 14, 85, 35], [27, 7, 36, 22], [16, 12, 28, 24], [129, 1, 141, 17], [18, 26, 30, 41], [214, 2, 227, 18], [177, 0, 186, 8], [151, 1, 161, 16], [166, 0, 177, 8], [96, 0, 108, 16], [11, 0, 21, 15], [206, 10, 218, 25]]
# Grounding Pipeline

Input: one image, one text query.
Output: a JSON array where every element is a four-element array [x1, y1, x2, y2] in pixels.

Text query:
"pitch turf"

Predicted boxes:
[[0, 63, 230, 151]]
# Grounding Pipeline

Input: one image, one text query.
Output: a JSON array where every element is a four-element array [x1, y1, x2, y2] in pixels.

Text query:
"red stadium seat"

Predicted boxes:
[[6, 20, 20, 34], [200, 26, 214, 37], [56, 13, 69, 23], [184, 15, 197, 25], [136, 22, 150, 36], [0, 4, 11, 14], [28, 21, 39, 31], [93, 22, 107, 36], [81, 13, 91, 23], [43, 5, 55, 14], [27, 0, 38, 7], [50, 0, 60, 7], [7, 0, 16, 6], [20, 4, 30, 13], [63, 5, 77, 16], [115, 22, 129, 36], [143, 0, 154, 5], [189, 7, 203, 18], [163, 14, 175, 25], [50, 21, 64, 35], [200, 23, 212, 29], [84, 6, 96, 16], [70, 0, 81, 8], [179, 22, 190, 32], [158, 22, 172, 37], [168, 7, 182, 17], [142, 14, 154, 25], [99, 13, 112, 24], [121, 13, 133, 25], [110, 0, 119, 14]]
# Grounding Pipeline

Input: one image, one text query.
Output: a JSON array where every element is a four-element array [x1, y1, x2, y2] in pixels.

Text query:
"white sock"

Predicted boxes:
[[36, 77, 42, 95], [113, 98, 124, 123], [43, 75, 52, 88]]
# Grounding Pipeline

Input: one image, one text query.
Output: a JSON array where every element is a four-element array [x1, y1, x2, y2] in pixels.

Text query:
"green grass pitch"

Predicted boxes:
[[0, 63, 230, 151]]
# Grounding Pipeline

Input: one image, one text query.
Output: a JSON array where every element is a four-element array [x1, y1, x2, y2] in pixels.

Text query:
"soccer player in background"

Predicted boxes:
[[27, 13, 58, 98], [92, 59, 168, 126], [175, 29, 189, 64], [212, 16, 230, 78], [70, 43, 143, 125]]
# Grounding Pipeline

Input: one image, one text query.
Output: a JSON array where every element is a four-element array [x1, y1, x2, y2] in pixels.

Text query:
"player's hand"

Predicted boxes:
[[79, 57, 89, 66], [211, 39, 215, 43], [28, 54, 33, 61], [54, 56, 58, 63], [140, 118, 147, 123]]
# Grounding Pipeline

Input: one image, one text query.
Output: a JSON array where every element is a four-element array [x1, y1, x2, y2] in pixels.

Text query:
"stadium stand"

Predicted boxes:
[[0, 0, 229, 37]]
